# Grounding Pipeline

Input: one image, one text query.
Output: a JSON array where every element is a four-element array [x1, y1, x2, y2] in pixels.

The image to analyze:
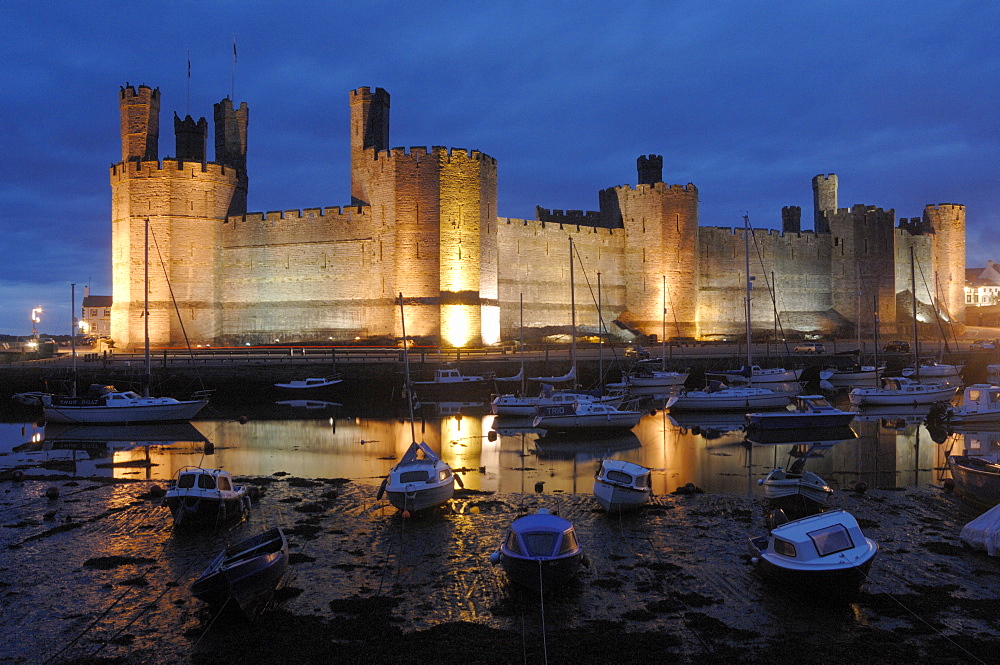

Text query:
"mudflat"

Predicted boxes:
[[1, 474, 996, 664]]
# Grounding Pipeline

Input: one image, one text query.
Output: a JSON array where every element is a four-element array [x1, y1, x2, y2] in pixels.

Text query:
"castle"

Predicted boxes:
[[110, 84, 965, 349]]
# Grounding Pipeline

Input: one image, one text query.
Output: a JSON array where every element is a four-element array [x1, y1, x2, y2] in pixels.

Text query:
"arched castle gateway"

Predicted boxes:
[[110, 84, 965, 349]]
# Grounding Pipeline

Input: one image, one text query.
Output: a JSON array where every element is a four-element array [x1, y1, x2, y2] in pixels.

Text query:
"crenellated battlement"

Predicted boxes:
[[120, 83, 159, 102], [926, 203, 965, 212], [371, 145, 498, 166], [228, 205, 369, 226], [535, 206, 605, 227], [110, 158, 238, 180], [604, 182, 698, 196]]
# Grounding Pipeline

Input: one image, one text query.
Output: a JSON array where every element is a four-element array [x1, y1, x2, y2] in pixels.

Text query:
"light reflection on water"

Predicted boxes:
[[4, 405, 996, 498]]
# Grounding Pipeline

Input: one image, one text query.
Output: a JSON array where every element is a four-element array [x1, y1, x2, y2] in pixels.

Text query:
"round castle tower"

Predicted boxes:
[[924, 203, 966, 324], [110, 84, 247, 349], [602, 155, 699, 336], [350, 87, 499, 346], [812, 173, 837, 233]]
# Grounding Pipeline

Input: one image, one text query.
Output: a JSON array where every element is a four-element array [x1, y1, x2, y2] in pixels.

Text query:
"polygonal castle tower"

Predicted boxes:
[[349, 87, 499, 346], [110, 83, 247, 349], [598, 156, 699, 336]]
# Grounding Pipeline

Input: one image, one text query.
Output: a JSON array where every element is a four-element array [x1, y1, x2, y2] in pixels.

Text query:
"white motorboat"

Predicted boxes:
[[758, 464, 833, 505], [665, 381, 793, 411], [712, 365, 802, 384], [43, 384, 209, 424], [164, 466, 252, 528], [532, 401, 644, 433], [848, 376, 957, 406], [746, 395, 855, 430], [489, 508, 586, 591], [593, 459, 652, 512], [412, 367, 491, 399], [901, 360, 963, 379], [945, 384, 1000, 425], [747, 508, 879, 602], [377, 440, 460, 514], [824, 365, 883, 387], [625, 366, 689, 389], [274, 376, 342, 389], [491, 385, 623, 416]]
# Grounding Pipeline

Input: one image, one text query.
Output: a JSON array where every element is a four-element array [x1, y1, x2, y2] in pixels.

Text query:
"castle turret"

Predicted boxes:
[[781, 206, 801, 233], [119, 84, 159, 163], [214, 98, 249, 216], [812, 173, 837, 233], [924, 203, 966, 324], [350, 87, 390, 205], [637, 154, 663, 185], [174, 113, 208, 162]]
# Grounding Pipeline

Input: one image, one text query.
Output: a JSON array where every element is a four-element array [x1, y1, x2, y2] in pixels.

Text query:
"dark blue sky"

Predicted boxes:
[[2, 1, 997, 335]]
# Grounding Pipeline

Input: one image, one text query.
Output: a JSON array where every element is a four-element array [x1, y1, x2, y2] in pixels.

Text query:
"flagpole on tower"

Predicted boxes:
[[186, 48, 191, 116], [231, 35, 237, 100]]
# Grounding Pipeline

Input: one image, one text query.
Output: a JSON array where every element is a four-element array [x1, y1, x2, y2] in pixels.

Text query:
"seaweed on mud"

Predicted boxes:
[[83, 555, 157, 569], [292, 502, 326, 514], [621, 608, 656, 621], [590, 577, 623, 589], [920, 541, 966, 556], [684, 611, 760, 640], [287, 477, 322, 488], [288, 552, 315, 565], [283, 523, 322, 539]]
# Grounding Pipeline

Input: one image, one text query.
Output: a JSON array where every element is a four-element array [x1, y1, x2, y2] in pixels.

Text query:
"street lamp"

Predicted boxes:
[[31, 307, 42, 338]]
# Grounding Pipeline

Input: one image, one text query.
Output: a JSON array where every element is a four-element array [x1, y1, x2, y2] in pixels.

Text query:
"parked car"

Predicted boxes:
[[624, 345, 650, 359], [793, 342, 826, 354], [883, 340, 910, 353], [970, 341, 997, 351]]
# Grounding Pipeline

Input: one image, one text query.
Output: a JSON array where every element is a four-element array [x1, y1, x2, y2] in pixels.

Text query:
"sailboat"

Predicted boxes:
[[377, 293, 461, 514], [624, 275, 689, 393], [667, 216, 794, 412], [43, 217, 209, 424]]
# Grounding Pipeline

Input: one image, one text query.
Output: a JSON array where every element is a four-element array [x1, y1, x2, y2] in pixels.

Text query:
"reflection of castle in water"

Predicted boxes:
[[110, 84, 965, 349]]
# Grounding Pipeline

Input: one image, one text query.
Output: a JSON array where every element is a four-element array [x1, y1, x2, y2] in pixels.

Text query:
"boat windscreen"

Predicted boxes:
[[522, 532, 558, 557], [558, 530, 578, 555], [605, 470, 633, 484], [808, 524, 855, 556]]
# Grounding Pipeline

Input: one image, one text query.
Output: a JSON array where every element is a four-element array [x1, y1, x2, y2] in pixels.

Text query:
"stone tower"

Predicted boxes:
[[214, 98, 249, 216], [174, 113, 207, 162], [602, 157, 699, 336], [636, 154, 663, 186], [924, 203, 967, 324], [781, 206, 801, 234], [812, 173, 837, 233], [110, 84, 247, 349], [350, 87, 390, 206]]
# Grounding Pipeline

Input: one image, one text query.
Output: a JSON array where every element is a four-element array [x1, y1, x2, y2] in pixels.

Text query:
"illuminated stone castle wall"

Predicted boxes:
[[109, 83, 965, 348]]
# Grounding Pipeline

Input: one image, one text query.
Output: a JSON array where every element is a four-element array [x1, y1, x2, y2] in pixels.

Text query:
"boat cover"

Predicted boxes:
[[959, 503, 1000, 556]]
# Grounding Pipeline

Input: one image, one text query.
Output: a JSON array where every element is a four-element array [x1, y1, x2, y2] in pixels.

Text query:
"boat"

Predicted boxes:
[[665, 411, 748, 435], [274, 376, 342, 389], [532, 401, 644, 434], [665, 381, 793, 411], [593, 459, 652, 512], [712, 365, 803, 384], [745, 395, 855, 430], [942, 384, 1000, 426], [42, 219, 210, 424], [848, 376, 957, 406], [625, 365, 689, 390], [758, 461, 833, 505], [533, 432, 641, 460], [377, 294, 462, 514], [411, 367, 492, 400], [948, 455, 1000, 508], [824, 364, 883, 387], [901, 360, 963, 379], [164, 466, 252, 528], [191, 526, 289, 618], [747, 508, 879, 602], [491, 384, 623, 416], [43, 384, 209, 424], [488, 508, 586, 591]]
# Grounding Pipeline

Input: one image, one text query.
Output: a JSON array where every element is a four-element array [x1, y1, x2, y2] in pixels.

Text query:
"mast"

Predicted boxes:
[[661, 275, 667, 369], [744, 214, 753, 385], [399, 293, 417, 445], [143, 216, 151, 397], [519, 293, 525, 396], [70, 283, 77, 397], [569, 236, 577, 388], [910, 246, 919, 380]]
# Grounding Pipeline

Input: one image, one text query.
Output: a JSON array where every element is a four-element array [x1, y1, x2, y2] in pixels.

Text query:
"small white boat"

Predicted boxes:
[[946, 384, 1000, 425], [758, 464, 833, 504], [11, 391, 53, 407], [949, 455, 1000, 509], [377, 441, 460, 513], [901, 361, 963, 379], [412, 367, 491, 399], [665, 381, 793, 411], [746, 395, 855, 430], [274, 376, 342, 389], [593, 459, 652, 512], [489, 508, 586, 591], [625, 368, 689, 389], [848, 376, 957, 406], [164, 466, 251, 528], [747, 508, 879, 602], [491, 384, 623, 416], [824, 365, 883, 387], [712, 365, 802, 384], [532, 401, 644, 433], [44, 384, 209, 424]]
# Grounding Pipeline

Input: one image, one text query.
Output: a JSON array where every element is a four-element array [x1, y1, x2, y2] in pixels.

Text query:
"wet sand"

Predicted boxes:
[[1, 473, 997, 664]]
